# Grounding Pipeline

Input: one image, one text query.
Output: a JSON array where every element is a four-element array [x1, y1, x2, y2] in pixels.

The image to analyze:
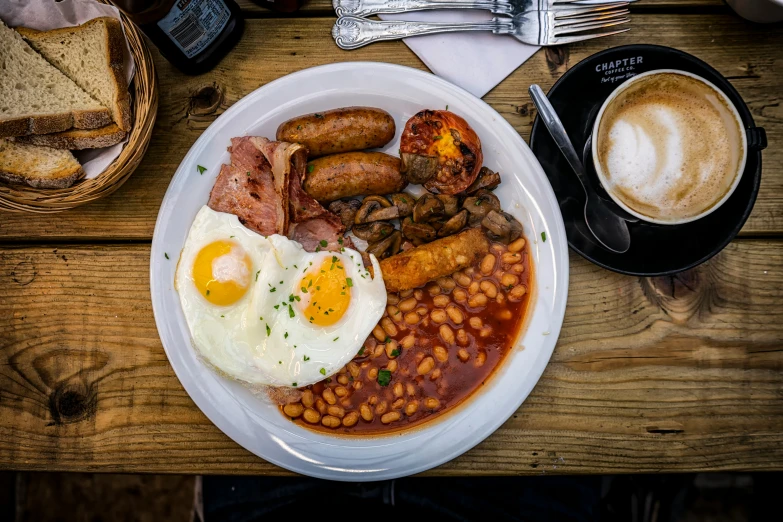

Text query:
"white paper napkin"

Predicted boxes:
[[379, 10, 540, 98]]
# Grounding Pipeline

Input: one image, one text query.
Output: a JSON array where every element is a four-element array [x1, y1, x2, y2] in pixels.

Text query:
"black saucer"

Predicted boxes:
[[529, 45, 767, 276]]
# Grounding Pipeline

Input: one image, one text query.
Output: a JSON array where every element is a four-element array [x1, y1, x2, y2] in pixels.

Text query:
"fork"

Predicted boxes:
[[333, 0, 636, 18], [332, 7, 631, 49]]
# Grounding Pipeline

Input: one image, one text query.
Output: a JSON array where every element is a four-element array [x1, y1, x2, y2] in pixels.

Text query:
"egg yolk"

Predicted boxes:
[[192, 240, 252, 306], [298, 256, 352, 326]]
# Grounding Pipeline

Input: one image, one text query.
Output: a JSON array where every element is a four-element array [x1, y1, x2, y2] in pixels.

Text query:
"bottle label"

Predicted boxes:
[[157, 0, 231, 59]]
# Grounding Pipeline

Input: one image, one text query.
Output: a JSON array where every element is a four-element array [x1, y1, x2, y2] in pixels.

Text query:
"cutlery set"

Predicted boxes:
[[332, 0, 634, 49]]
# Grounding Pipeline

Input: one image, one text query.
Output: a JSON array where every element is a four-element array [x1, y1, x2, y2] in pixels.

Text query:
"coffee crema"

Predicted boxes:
[[595, 72, 744, 222]]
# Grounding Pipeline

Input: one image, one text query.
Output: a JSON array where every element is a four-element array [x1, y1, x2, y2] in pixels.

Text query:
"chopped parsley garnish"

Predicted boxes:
[[307, 164, 315, 173], [294, 264, 298, 269], [377, 369, 392, 387], [259, 316, 263, 321], [384, 336, 391, 343], [284, 332, 289, 338], [446, 104, 449, 110], [319, 239, 328, 247], [197, 165, 207, 175], [314, 113, 324, 119], [220, 315, 225, 318], [308, 279, 313, 288], [390, 349, 400, 357], [266, 324, 271, 336], [270, 287, 276, 293], [274, 305, 280, 309], [338, 238, 343, 245], [541, 231, 547, 242], [230, 235, 235, 238], [346, 278, 353, 287], [475, 199, 482, 206], [205, 290, 210, 296], [507, 284, 514, 290], [164, 252, 169, 259], [333, 337, 339, 342], [303, 355, 310, 361], [288, 305, 295, 318], [315, 246, 321, 252], [310, 316, 314, 322], [278, 361, 282, 364], [279, 280, 284, 284], [357, 347, 365, 355], [433, 135, 443, 140], [319, 367, 326, 375], [292, 382, 297, 387], [256, 270, 260, 281], [316, 286, 321, 291], [301, 286, 308, 293]]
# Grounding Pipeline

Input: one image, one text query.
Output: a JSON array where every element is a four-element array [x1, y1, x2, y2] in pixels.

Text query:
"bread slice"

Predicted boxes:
[[0, 20, 111, 138], [14, 123, 126, 150], [18, 18, 132, 132], [0, 139, 83, 189]]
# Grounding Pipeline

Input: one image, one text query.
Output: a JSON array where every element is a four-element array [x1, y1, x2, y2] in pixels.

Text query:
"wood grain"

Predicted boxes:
[[1, 242, 781, 474], [0, 13, 779, 240], [235, 0, 727, 15]]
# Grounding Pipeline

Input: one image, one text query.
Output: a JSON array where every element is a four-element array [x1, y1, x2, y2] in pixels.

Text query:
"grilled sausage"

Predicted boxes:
[[303, 152, 406, 203], [379, 228, 490, 292], [276, 107, 396, 158]]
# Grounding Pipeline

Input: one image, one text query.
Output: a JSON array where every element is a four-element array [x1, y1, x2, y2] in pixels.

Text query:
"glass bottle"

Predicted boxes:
[[114, 0, 245, 75]]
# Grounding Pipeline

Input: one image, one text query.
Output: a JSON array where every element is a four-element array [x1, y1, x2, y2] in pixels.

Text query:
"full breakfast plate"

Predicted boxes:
[[150, 62, 568, 481]]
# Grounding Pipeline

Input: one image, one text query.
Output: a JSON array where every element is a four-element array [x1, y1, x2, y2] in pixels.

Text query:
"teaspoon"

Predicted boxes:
[[529, 84, 631, 254]]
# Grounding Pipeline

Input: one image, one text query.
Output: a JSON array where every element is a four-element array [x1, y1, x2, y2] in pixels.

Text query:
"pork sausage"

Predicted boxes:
[[276, 107, 396, 158], [303, 152, 407, 203]]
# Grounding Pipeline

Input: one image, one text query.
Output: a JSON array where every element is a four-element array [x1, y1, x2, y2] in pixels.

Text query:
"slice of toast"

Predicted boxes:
[[0, 138, 83, 189], [18, 17, 132, 132], [14, 123, 126, 150], [0, 20, 111, 138]]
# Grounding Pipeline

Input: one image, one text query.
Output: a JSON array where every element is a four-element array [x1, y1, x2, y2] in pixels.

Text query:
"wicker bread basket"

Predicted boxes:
[[0, 0, 158, 213]]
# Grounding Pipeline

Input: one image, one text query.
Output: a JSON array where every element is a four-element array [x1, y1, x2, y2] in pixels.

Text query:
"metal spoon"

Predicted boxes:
[[529, 84, 631, 253]]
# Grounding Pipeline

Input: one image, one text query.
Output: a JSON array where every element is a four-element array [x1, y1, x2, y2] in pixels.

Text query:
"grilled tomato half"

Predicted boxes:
[[399, 110, 483, 195]]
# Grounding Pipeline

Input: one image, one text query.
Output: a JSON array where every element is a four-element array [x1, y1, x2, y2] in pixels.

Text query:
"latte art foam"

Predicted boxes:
[[595, 73, 744, 222]]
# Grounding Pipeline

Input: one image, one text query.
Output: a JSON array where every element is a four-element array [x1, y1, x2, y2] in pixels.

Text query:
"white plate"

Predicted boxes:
[[150, 62, 568, 481]]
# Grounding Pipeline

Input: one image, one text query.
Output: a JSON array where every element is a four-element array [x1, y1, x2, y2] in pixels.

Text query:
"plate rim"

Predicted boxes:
[[529, 44, 763, 277], [150, 61, 569, 480]]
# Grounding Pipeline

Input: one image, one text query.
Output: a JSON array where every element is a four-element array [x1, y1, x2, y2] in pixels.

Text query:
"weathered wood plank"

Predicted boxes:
[[236, 0, 726, 15], [0, 14, 779, 240], [1, 241, 781, 474]]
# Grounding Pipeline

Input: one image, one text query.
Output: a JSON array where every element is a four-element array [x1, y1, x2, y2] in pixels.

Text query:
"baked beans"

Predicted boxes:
[[280, 238, 532, 434]]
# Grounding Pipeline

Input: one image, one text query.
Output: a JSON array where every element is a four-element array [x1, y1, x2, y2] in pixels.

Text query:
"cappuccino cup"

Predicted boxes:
[[591, 70, 747, 225]]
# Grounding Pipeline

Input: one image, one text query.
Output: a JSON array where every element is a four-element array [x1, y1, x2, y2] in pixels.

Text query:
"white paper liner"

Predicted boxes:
[[0, 0, 137, 179]]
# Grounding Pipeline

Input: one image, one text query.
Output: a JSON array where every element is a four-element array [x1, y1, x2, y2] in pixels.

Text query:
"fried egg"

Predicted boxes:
[[176, 206, 386, 388]]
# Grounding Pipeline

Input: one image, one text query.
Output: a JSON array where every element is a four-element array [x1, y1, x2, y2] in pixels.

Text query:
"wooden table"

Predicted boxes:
[[1, 0, 781, 476]]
